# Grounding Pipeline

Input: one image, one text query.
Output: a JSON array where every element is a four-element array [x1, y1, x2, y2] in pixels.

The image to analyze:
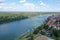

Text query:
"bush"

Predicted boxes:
[[43, 25, 49, 30], [33, 29, 39, 34], [52, 29, 58, 38], [37, 26, 43, 30]]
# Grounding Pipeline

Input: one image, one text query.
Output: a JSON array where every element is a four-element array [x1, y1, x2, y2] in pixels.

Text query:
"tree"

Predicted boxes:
[[43, 25, 49, 30], [52, 29, 58, 38], [33, 29, 39, 34]]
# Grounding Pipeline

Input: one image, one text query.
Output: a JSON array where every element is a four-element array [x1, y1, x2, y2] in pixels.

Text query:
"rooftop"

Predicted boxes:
[[47, 14, 60, 29]]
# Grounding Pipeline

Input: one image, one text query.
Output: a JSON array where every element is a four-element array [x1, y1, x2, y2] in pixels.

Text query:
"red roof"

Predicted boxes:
[[47, 15, 60, 28], [53, 18, 60, 20]]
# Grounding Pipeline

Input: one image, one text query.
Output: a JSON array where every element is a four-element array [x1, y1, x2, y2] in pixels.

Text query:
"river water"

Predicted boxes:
[[0, 14, 50, 40]]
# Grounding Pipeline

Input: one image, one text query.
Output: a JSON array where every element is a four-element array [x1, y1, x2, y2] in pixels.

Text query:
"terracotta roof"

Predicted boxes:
[[47, 14, 60, 29]]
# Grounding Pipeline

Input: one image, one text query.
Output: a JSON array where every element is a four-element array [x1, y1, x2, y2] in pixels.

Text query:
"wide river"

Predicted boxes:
[[0, 14, 50, 40]]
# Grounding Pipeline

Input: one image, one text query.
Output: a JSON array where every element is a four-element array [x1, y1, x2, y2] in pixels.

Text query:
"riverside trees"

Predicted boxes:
[[0, 14, 28, 24]]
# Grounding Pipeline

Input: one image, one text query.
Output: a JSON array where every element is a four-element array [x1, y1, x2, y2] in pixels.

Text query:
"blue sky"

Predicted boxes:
[[0, 0, 60, 12]]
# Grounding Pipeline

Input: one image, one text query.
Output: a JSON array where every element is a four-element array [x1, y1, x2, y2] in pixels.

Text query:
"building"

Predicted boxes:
[[47, 14, 60, 30]]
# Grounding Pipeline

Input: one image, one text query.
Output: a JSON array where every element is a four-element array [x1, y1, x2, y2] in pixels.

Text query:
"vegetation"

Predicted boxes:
[[51, 29, 60, 40], [33, 25, 43, 34], [18, 14, 60, 40], [0, 12, 40, 24], [27, 34, 34, 40], [38, 15, 60, 40], [18, 16, 51, 40]]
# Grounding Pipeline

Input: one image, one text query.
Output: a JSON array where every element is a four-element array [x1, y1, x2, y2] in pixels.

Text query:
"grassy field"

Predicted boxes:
[[0, 12, 42, 17]]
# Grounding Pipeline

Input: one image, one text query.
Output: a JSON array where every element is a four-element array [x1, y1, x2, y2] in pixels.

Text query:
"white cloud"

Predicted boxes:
[[10, 2, 16, 6], [0, 2, 17, 10], [0, 0, 54, 11], [0, 2, 37, 11], [0, 0, 5, 3], [19, 0, 26, 3], [0, 3, 5, 5], [40, 1, 49, 8], [23, 3, 35, 8], [0, 1, 60, 12], [38, 1, 54, 12], [0, 6, 2, 8], [40, 1, 46, 6], [21, 3, 39, 11]]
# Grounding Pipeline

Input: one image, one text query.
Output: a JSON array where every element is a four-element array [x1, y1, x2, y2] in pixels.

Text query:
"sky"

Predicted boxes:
[[0, 0, 60, 12]]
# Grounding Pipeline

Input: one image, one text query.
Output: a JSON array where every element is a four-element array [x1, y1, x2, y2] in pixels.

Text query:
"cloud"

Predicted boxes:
[[10, 2, 16, 6], [19, 0, 26, 3], [0, 1, 60, 12], [56, 0, 60, 2], [0, 0, 5, 3], [40, 1, 46, 6], [40, 1, 49, 8], [0, 2, 36, 11], [52, 7, 60, 12], [38, 1, 53, 12], [0, 3, 6, 5], [23, 3, 36, 9], [0, 2, 17, 10]]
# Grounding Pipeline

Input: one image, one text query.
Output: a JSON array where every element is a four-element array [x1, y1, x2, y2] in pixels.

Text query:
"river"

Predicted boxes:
[[0, 14, 50, 40]]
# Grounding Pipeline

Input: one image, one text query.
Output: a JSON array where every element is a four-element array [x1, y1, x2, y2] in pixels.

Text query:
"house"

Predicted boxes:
[[47, 14, 60, 30]]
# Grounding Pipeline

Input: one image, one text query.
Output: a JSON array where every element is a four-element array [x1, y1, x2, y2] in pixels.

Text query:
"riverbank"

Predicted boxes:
[[17, 15, 54, 40], [19, 14, 60, 40], [0, 12, 40, 24], [17, 17, 48, 40]]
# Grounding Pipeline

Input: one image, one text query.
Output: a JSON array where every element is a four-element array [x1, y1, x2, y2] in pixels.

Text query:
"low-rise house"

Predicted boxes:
[[47, 14, 60, 30]]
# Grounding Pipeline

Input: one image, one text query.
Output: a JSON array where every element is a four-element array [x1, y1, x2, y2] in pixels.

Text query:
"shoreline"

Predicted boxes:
[[0, 12, 42, 25], [17, 15, 54, 40]]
